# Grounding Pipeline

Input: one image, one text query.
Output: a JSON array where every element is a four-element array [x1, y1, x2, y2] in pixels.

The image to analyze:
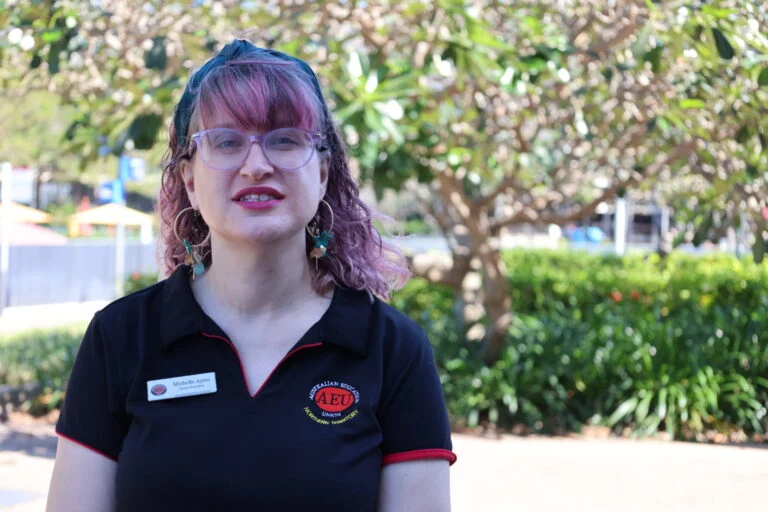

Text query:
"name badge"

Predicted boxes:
[[147, 372, 217, 402]]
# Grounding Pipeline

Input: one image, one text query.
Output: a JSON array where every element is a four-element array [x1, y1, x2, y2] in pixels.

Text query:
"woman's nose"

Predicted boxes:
[[239, 142, 275, 179]]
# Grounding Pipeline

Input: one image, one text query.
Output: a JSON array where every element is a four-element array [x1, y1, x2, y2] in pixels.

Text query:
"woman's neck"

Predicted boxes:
[[191, 232, 320, 320]]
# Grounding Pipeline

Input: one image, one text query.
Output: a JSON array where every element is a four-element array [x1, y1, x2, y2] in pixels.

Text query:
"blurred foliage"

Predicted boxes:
[[43, 198, 77, 226], [0, 90, 80, 184], [0, 323, 85, 414], [2, 0, 767, 362], [401, 218, 435, 236], [124, 271, 159, 295], [1, 0, 764, 238], [393, 249, 768, 440]]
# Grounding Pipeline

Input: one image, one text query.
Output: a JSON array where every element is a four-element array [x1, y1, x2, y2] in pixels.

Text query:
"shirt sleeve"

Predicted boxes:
[[378, 330, 457, 466], [55, 312, 129, 461]]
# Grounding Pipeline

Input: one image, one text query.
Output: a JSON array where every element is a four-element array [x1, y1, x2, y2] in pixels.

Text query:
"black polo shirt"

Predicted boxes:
[[56, 265, 456, 511]]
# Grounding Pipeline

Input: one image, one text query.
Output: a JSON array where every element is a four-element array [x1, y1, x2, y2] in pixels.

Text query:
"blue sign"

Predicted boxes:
[[97, 179, 125, 204], [118, 155, 132, 182], [118, 155, 145, 182]]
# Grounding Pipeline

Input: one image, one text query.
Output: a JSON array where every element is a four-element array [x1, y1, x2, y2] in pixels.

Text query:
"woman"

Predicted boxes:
[[47, 40, 455, 511]]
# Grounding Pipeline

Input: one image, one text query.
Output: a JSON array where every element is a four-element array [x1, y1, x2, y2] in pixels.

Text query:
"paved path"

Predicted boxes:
[[1, 422, 767, 511], [450, 434, 768, 512]]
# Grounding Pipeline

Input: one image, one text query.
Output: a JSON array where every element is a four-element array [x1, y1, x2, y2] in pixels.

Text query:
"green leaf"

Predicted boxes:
[[643, 46, 663, 73], [635, 392, 654, 423], [468, 21, 508, 50], [521, 16, 541, 34], [712, 28, 735, 60], [521, 53, 548, 73], [753, 235, 766, 264], [679, 99, 706, 109], [657, 388, 668, 419], [758, 67, 768, 87], [41, 29, 63, 43], [607, 396, 639, 426], [363, 106, 384, 133], [144, 36, 167, 71], [334, 103, 362, 123], [381, 116, 405, 145], [632, 24, 652, 59], [47, 45, 61, 74], [131, 113, 163, 150], [702, 6, 735, 18], [735, 125, 751, 144]]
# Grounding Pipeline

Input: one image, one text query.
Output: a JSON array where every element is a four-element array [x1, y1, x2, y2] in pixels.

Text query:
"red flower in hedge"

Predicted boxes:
[[131, 272, 141, 280], [630, 290, 641, 301], [611, 291, 622, 302]]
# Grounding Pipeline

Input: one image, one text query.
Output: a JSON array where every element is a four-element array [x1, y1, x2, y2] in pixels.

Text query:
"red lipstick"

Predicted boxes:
[[232, 186, 285, 210]]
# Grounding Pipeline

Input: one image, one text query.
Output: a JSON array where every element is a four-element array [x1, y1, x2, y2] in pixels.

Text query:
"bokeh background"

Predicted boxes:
[[1, 1, 767, 510]]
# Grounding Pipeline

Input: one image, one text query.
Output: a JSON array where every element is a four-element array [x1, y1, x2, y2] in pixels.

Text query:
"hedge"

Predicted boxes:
[[392, 250, 768, 440], [2, 249, 766, 442], [0, 323, 85, 415]]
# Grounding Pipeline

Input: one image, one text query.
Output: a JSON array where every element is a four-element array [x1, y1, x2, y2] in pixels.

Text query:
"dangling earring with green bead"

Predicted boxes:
[[183, 239, 206, 278], [307, 199, 334, 270], [173, 207, 210, 279]]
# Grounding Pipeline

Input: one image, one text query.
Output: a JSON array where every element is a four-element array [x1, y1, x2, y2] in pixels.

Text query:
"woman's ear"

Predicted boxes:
[[180, 159, 198, 209], [318, 154, 330, 198]]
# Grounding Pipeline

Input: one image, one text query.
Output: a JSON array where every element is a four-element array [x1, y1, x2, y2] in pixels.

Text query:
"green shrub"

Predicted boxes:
[[4, 249, 767, 441], [394, 249, 768, 440], [0, 324, 86, 414], [401, 218, 435, 235], [125, 272, 159, 295]]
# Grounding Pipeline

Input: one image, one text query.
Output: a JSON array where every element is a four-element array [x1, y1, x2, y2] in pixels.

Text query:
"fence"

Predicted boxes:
[[5, 242, 158, 306]]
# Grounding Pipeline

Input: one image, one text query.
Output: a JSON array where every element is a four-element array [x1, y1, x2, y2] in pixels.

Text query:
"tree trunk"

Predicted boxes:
[[424, 172, 514, 365], [476, 241, 512, 366]]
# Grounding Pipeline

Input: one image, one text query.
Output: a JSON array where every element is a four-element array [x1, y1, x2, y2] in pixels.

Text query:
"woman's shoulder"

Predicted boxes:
[[332, 285, 428, 356], [98, 277, 168, 319], [372, 297, 424, 337], [364, 293, 432, 358]]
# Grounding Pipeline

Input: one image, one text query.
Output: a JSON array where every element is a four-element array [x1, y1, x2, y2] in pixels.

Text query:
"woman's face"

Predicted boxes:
[[180, 112, 329, 248]]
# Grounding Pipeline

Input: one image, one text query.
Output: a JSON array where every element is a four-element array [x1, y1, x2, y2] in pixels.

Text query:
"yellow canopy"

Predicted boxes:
[[0, 201, 52, 224], [69, 203, 155, 226]]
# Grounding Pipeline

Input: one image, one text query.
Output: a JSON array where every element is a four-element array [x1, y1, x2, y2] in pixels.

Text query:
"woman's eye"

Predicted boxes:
[[214, 137, 243, 149]]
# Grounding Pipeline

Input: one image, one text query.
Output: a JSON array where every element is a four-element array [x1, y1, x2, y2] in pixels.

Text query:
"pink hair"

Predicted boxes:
[[157, 50, 410, 299]]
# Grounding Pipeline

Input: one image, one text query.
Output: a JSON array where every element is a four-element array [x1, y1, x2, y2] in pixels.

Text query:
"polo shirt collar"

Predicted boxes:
[[159, 265, 373, 356]]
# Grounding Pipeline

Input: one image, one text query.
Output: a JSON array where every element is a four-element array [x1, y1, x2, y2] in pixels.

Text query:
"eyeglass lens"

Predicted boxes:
[[199, 128, 314, 170]]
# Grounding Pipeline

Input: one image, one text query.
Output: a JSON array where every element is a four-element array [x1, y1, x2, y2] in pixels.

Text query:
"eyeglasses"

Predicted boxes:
[[190, 127, 324, 171]]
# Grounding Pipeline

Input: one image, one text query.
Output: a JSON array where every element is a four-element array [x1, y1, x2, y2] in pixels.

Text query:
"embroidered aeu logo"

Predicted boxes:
[[305, 381, 360, 425]]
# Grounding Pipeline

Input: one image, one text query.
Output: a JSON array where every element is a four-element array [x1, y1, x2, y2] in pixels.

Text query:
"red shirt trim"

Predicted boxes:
[[201, 332, 323, 397], [56, 431, 118, 462], [382, 448, 457, 466]]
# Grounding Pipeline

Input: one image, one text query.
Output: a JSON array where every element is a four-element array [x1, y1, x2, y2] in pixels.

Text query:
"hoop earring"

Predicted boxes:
[[173, 206, 210, 279], [307, 199, 334, 269]]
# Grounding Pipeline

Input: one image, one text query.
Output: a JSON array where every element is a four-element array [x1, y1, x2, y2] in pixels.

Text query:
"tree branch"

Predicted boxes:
[[472, 168, 524, 212], [436, 171, 473, 223], [489, 139, 697, 233]]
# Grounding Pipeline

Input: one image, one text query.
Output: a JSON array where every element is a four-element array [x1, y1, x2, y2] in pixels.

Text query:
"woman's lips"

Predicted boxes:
[[234, 197, 283, 210]]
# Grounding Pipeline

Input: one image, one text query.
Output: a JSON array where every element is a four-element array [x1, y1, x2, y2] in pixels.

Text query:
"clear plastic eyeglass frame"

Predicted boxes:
[[189, 127, 324, 171]]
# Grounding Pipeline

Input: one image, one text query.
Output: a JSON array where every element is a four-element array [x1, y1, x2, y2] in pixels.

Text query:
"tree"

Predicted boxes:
[[2, 0, 766, 364], [0, 91, 78, 206]]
